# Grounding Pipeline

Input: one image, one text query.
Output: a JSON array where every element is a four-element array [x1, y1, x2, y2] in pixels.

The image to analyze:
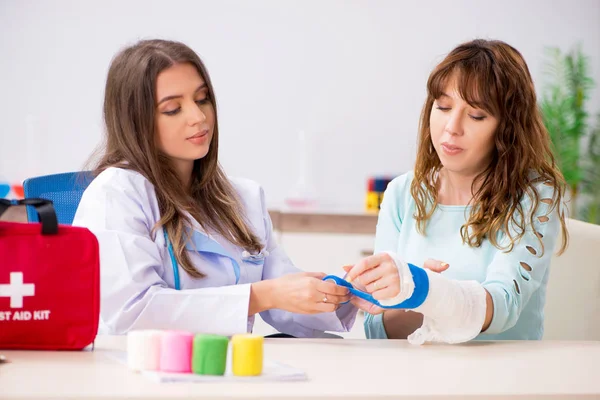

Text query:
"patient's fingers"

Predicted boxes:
[[423, 259, 449, 272]]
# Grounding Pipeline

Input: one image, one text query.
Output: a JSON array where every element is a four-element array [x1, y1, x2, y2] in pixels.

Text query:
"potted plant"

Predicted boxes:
[[540, 45, 600, 224]]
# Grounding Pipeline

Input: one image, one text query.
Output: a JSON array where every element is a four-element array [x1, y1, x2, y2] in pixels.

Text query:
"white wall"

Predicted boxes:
[[1, 0, 599, 209]]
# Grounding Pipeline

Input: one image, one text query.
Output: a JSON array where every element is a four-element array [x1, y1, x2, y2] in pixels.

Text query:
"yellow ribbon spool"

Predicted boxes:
[[231, 334, 263, 376]]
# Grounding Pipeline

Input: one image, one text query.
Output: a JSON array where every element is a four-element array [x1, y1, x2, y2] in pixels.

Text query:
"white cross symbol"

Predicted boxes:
[[0, 272, 35, 308]]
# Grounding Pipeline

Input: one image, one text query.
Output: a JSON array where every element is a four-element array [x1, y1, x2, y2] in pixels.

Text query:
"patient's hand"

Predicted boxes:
[[343, 253, 402, 300], [341, 259, 450, 315], [349, 296, 386, 315], [422, 259, 450, 273], [342, 264, 385, 314]]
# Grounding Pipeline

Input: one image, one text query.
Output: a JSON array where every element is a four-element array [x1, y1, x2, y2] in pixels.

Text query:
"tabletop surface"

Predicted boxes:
[[1, 336, 599, 399]]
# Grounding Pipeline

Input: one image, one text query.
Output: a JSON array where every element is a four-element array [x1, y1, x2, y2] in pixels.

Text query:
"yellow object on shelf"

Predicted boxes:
[[365, 176, 393, 212], [231, 334, 263, 376], [365, 191, 383, 212]]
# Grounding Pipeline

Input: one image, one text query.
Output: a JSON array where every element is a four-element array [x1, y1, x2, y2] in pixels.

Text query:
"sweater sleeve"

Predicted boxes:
[[481, 181, 563, 335]]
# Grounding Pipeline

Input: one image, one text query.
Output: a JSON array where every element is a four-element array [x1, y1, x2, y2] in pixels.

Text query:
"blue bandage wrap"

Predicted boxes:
[[323, 263, 429, 309]]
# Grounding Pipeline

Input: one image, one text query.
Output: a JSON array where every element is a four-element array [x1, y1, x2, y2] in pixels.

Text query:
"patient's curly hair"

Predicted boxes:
[[411, 39, 568, 255]]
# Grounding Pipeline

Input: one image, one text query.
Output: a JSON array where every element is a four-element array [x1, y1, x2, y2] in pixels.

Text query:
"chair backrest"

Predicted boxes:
[[23, 171, 94, 225], [544, 218, 600, 340]]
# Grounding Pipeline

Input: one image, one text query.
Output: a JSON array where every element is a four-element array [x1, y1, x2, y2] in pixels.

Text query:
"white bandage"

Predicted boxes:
[[409, 269, 487, 345], [377, 251, 415, 307], [368, 252, 487, 344]]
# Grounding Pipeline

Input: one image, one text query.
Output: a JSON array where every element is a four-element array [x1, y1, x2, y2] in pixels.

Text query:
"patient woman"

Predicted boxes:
[[344, 39, 568, 344]]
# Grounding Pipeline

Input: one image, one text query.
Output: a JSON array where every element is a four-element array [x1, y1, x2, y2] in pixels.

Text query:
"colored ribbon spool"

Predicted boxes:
[[127, 330, 162, 371], [192, 334, 229, 376], [231, 334, 263, 376], [159, 331, 194, 373]]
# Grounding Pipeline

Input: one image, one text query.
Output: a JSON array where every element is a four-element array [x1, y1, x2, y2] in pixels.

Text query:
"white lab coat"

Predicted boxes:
[[72, 167, 357, 337]]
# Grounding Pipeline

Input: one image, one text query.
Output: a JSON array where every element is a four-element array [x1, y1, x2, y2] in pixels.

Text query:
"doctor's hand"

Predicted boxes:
[[270, 272, 351, 314]]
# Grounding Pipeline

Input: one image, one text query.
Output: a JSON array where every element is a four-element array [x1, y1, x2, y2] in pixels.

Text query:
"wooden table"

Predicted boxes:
[[2, 336, 599, 399]]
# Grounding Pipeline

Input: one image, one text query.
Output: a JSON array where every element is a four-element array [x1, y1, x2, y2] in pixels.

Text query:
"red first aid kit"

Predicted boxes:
[[0, 198, 100, 350]]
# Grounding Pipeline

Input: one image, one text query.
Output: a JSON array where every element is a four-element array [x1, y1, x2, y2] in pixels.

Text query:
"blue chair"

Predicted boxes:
[[23, 171, 94, 224]]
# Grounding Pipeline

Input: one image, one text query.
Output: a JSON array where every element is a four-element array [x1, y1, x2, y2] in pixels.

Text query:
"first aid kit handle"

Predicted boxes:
[[0, 198, 59, 235]]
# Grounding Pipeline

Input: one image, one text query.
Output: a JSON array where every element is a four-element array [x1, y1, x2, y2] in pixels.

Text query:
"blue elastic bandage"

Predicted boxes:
[[323, 263, 429, 309]]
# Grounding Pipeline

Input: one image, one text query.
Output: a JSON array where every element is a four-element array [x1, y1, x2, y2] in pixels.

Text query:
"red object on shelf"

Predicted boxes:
[[367, 177, 375, 192], [12, 184, 24, 199]]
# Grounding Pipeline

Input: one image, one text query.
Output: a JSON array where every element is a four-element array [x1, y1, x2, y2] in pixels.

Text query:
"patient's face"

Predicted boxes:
[[429, 76, 498, 177]]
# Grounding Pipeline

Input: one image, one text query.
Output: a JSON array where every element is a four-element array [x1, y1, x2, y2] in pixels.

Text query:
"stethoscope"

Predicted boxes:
[[163, 230, 269, 290]]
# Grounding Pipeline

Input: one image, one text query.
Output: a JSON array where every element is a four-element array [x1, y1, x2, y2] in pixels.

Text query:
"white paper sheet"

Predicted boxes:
[[103, 350, 307, 382]]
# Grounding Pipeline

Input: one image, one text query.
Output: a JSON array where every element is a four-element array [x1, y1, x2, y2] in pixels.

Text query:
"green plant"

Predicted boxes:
[[540, 44, 599, 223], [580, 113, 600, 224]]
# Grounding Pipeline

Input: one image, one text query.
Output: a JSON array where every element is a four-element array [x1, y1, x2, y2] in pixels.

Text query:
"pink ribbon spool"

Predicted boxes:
[[159, 331, 194, 373]]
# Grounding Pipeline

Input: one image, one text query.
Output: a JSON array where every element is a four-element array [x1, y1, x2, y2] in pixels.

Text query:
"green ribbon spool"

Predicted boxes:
[[192, 334, 229, 376]]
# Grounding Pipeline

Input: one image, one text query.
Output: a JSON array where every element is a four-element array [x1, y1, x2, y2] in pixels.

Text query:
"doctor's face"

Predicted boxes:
[[155, 62, 215, 168], [429, 76, 498, 177]]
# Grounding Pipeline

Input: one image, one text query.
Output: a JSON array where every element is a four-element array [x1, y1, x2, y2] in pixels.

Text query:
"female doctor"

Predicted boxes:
[[72, 39, 356, 337]]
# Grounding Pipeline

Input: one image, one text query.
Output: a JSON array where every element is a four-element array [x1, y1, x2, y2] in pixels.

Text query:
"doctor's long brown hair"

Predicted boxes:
[[411, 39, 568, 255], [95, 39, 262, 278]]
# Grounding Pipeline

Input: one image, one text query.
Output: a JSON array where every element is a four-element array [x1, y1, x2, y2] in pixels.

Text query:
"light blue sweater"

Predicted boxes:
[[365, 171, 562, 340]]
